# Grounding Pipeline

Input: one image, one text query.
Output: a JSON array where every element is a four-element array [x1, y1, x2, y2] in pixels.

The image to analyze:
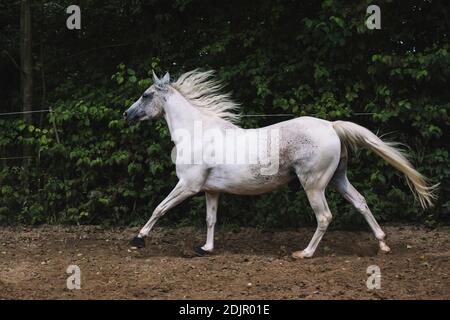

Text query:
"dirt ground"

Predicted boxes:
[[0, 225, 448, 299]]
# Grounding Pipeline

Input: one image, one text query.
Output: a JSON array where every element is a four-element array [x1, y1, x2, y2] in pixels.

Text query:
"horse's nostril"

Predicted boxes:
[[123, 111, 128, 118]]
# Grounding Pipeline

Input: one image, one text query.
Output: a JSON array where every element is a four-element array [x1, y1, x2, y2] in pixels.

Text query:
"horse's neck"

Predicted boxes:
[[163, 90, 220, 142]]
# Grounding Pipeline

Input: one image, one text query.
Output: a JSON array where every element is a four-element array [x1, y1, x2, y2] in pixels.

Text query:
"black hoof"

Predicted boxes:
[[194, 246, 210, 257], [130, 236, 145, 248]]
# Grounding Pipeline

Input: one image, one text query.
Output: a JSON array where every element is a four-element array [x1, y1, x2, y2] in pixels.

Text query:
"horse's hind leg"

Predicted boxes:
[[332, 159, 390, 253], [292, 157, 338, 259], [292, 188, 333, 259]]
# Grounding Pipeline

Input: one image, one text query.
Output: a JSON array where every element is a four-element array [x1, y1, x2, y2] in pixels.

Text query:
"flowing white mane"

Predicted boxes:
[[171, 69, 241, 123]]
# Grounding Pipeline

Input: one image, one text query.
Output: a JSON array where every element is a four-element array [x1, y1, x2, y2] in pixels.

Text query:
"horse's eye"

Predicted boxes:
[[142, 92, 154, 99]]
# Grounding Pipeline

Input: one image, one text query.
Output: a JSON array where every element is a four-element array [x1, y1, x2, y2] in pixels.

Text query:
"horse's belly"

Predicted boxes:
[[202, 165, 294, 195]]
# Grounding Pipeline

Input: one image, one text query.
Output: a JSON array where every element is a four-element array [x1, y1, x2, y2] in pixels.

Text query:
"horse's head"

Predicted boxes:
[[123, 71, 170, 124]]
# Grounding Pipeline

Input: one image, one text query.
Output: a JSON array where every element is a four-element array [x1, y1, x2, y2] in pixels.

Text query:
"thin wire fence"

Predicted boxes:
[[0, 109, 52, 116], [0, 156, 36, 161]]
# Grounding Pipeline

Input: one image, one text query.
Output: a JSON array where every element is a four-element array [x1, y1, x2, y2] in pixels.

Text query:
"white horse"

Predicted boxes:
[[123, 70, 437, 258]]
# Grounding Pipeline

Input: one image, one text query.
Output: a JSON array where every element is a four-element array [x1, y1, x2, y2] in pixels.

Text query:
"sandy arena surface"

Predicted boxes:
[[0, 225, 448, 299]]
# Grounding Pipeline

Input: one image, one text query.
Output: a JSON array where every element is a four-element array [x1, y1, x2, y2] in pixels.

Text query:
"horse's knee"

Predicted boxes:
[[355, 196, 369, 213], [206, 215, 216, 228], [153, 208, 164, 218], [317, 213, 332, 231]]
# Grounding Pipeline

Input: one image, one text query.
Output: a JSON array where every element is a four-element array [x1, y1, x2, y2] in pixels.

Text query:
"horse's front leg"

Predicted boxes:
[[130, 180, 199, 248], [194, 192, 220, 256]]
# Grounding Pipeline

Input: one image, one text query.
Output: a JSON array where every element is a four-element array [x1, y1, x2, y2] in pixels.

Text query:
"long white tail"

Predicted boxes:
[[333, 120, 438, 209]]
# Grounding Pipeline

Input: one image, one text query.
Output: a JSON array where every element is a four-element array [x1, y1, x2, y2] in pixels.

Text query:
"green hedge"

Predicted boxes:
[[0, 0, 448, 227]]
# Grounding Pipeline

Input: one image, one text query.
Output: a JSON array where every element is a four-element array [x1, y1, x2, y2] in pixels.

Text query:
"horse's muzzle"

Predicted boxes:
[[123, 110, 138, 124]]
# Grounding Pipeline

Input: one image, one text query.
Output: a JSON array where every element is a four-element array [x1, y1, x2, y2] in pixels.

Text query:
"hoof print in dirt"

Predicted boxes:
[[130, 236, 145, 248], [194, 246, 210, 257]]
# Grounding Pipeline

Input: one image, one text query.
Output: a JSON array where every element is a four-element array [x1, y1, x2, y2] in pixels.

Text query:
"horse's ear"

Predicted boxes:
[[152, 70, 160, 84], [162, 72, 170, 84]]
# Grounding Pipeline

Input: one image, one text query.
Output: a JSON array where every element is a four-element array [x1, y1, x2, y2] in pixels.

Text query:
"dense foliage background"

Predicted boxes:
[[0, 0, 449, 228]]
